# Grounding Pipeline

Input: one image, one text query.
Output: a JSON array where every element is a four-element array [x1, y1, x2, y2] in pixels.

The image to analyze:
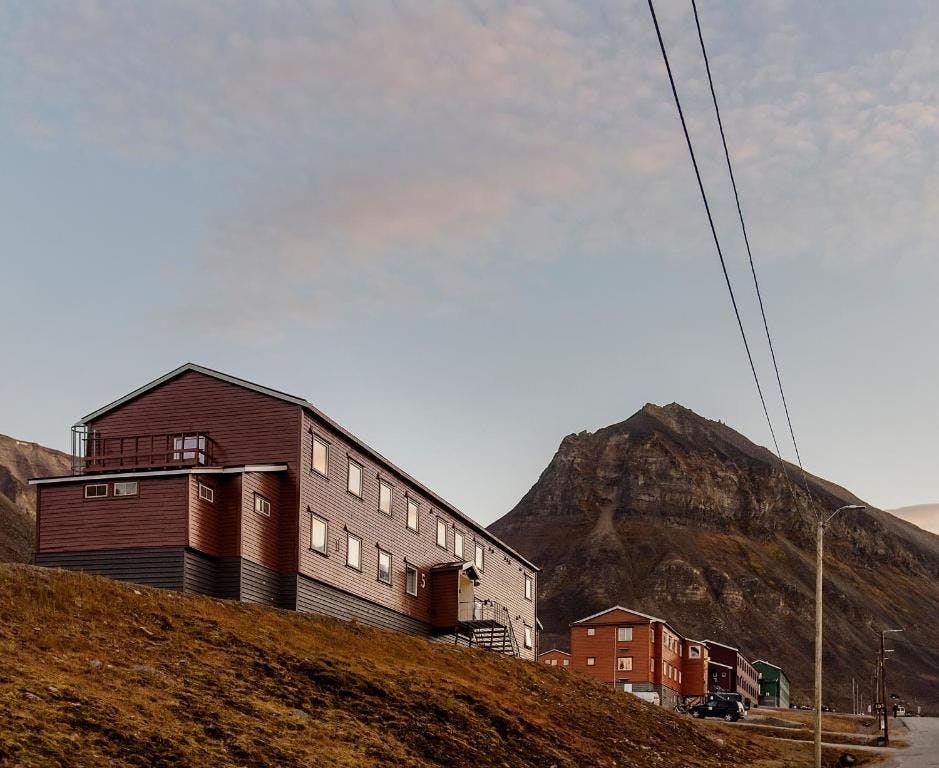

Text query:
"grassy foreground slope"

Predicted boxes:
[[0, 565, 859, 768]]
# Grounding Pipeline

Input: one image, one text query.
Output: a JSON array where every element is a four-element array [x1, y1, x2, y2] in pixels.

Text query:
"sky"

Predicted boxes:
[[2, 0, 938, 529]]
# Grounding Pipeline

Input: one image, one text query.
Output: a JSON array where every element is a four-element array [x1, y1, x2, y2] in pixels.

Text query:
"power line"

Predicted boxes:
[[645, 0, 792, 486]]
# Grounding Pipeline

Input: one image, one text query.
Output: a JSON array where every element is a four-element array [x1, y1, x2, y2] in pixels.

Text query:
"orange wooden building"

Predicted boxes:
[[538, 649, 571, 669]]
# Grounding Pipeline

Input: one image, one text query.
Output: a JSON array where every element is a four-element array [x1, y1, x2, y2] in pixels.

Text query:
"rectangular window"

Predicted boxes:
[[453, 529, 464, 559], [405, 564, 418, 596], [586, 627, 596, 637], [254, 493, 271, 517], [312, 435, 329, 476], [377, 548, 392, 585], [524, 625, 533, 649], [563, 659, 569, 667], [617, 626, 632, 642], [436, 517, 447, 549], [197, 482, 214, 502], [586, 657, 596, 666], [172, 434, 206, 463], [617, 657, 633, 671], [113, 481, 138, 497], [524, 574, 533, 601], [379, 480, 393, 516], [346, 532, 362, 570], [84, 483, 108, 498], [347, 459, 362, 497], [406, 498, 419, 531], [474, 541, 485, 571], [310, 513, 328, 554]]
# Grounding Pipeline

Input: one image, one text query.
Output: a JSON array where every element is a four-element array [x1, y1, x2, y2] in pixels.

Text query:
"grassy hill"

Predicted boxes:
[[0, 564, 873, 768]]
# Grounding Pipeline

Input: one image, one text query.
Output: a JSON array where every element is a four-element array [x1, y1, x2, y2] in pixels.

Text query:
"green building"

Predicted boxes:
[[753, 660, 790, 709]]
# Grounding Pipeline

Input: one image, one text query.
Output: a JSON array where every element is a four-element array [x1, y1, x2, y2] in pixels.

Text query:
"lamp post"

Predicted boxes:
[[879, 628, 903, 745], [814, 504, 865, 768]]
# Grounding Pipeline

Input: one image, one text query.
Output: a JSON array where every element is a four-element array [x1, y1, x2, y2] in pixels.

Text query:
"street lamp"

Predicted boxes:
[[814, 504, 865, 768], [879, 628, 903, 745]]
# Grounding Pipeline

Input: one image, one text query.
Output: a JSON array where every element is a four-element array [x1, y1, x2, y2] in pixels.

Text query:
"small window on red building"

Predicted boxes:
[[586, 657, 596, 666], [84, 484, 108, 498], [198, 482, 214, 503], [254, 493, 271, 517], [114, 481, 138, 497]]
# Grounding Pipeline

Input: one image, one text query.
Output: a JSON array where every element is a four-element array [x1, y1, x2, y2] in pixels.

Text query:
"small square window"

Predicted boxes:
[[347, 459, 363, 497], [586, 657, 596, 666], [254, 493, 271, 517], [198, 482, 214, 502], [405, 564, 419, 596], [312, 435, 329, 476], [114, 481, 138, 497], [586, 627, 596, 637], [379, 480, 393, 516], [310, 513, 328, 554], [563, 659, 569, 666], [524, 574, 533, 601], [617, 626, 632, 642], [474, 542, 485, 571], [377, 548, 392, 585], [84, 484, 108, 499], [406, 498, 419, 532], [453, 529, 464, 559], [436, 517, 447, 549], [524, 625, 533, 649], [346, 532, 362, 570], [617, 657, 633, 671]]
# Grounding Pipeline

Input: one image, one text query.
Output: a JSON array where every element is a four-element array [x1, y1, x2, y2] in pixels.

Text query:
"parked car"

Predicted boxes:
[[689, 695, 743, 722]]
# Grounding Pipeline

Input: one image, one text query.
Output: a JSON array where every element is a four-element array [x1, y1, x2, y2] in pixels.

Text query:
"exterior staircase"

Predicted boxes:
[[457, 600, 519, 656]]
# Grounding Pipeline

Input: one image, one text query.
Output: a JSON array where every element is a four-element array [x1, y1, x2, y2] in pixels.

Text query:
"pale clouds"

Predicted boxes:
[[4, 0, 939, 333]]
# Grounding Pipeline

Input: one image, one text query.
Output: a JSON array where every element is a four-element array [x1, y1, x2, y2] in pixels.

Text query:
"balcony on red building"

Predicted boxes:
[[72, 429, 216, 474]]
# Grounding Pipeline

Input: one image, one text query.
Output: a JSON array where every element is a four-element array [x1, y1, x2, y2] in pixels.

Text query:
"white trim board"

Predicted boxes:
[[29, 464, 289, 485]]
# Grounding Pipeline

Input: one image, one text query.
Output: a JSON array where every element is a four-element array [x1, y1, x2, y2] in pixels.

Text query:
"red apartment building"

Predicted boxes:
[[538, 649, 571, 669], [705, 640, 759, 708], [568, 606, 710, 709], [30, 364, 539, 659]]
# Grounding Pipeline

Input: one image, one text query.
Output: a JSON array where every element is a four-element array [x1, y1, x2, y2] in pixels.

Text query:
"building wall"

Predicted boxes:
[[539, 650, 571, 669], [737, 655, 760, 707], [708, 662, 733, 693], [296, 411, 537, 659], [681, 640, 709, 697], [37, 477, 188, 553]]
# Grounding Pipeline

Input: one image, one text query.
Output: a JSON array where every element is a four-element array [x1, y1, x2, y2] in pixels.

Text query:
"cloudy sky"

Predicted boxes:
[[2, 0, 938, 527]]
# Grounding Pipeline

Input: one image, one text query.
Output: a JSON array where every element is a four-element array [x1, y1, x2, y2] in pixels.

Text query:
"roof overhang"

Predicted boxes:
[[430, 561, 482, 581], [708, 660, 734, 670], [537, 648, 570, 657], [29, 464, 289, 485], [704, 639, 739, 653]]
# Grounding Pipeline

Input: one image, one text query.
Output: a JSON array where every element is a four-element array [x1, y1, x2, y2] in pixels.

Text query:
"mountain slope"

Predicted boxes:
[[0, 434, 71, 562], [0, 562, 846, 768], [489, 403, 939, 712], [889, 503, 939, 535]]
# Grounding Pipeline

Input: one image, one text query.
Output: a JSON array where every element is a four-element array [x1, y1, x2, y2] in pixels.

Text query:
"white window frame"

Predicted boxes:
[[586, 627, 596, 637], [310, 512, 328, 555], [617, 656, 633, 672], [474, 541, 485, 572], [405, 563, 418, 596], [379, 480, 393, 516], [312, 435, 329, 477], [406, 498, 419, 532], [346, 532, 362, 571], [524, 574, 533, 601], [524, 625, 533, 649], [377, 548, 392, 585], [436, 517, 448, 549], [113, 481, 138, 497], [347, 458, 363, 498], [453, 529, 464, 559], [617, 626, 633, 642], [563, 659, 569, 667], [84, 484, 108, 499], [197, 482, 214, 503], [586, 657, 596, 666], [254, 493, 271, 517]]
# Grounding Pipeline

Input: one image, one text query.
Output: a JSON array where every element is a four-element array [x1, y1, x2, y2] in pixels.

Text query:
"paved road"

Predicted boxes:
[[882, 718, 939, 768]]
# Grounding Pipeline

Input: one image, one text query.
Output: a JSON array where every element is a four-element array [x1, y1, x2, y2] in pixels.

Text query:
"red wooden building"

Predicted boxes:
[[705, 640, 760, 708], [31, 364, 539, 658], [538, 649, 571, 669]]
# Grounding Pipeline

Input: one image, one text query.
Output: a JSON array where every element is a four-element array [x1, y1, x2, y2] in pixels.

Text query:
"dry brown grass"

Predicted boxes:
[[0, 565, 884, 767]]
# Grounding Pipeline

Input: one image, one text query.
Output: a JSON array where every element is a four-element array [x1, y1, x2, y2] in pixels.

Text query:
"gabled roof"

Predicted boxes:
[[707, 660, 734, 670], [537, 648, 571, 657], [703, 639, 739, 653], [571, 605, 685, 639], [752, 659, 783, 671], [76, 363, 538, 571]]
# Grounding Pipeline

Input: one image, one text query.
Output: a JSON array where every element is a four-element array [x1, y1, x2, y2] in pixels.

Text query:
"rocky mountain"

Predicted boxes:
[[489, 403, 939, 712], [889, 503, 939, 536], [0, 433, 71, 562]]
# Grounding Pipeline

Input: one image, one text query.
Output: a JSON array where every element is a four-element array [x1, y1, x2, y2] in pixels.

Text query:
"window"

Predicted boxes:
[[405, 564, 419, 596], [586, 628, 596, 637], [586, 657, 596, 666], [347, 459, 362, 497], [346, 533, 362, 570], [197, 482, 214, 502], [547, 659, 556, 666], [617, 626, 632, 642], [406, 498, 419, 531], [254, 493, 271, 517], [312, 435, 329, 476], [524, 574, 533, 601], [84, 484, 108, 498], [114, 481, 138, 497], [453, 529, 464, 559], [436, 517, 447, 549], [379, 480, 393, 516], [474, 541, 485, 571], [310, 513, 328, 554], [524, 625, 533, 649], [689, 645, 701, 659], [172, 434, 206, 463], [617, 657, 633, 672], [377, 548, 392, 585], [563, 659, 569, 667]]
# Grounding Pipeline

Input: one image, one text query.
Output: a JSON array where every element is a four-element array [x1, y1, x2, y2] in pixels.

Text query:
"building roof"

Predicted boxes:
[[570, 605, 685, 638], [707, 660, 734, 670], [29, 464, 289, 485], [537, 648, 571, 657], [703, 639, 739, 653], [73, 362, 538, 571]]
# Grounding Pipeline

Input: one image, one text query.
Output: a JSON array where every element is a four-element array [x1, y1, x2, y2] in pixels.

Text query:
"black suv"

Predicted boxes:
[[689, 695, 742, 722]]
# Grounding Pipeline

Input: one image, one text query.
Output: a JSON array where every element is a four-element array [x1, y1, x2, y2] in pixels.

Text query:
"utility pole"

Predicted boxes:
[[879, 628, 904, 745]]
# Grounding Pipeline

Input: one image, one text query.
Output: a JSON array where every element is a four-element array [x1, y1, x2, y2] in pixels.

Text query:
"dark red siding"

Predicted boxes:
[[240, 471, 282, 572]]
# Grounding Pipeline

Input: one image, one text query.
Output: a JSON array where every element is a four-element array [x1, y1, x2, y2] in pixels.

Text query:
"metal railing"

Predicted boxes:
[[73, 429, 216, 473], [457, 599, 520, 656]]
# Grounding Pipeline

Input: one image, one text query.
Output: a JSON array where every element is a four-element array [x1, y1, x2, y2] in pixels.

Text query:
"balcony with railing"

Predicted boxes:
[[457, 599, 519, 656], [72, 429, 217, 474]]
